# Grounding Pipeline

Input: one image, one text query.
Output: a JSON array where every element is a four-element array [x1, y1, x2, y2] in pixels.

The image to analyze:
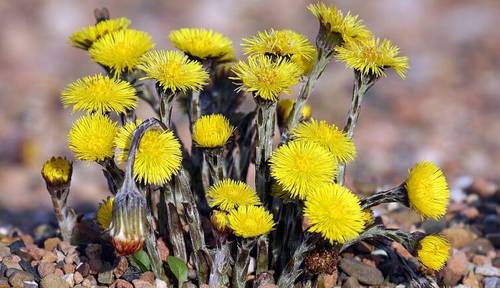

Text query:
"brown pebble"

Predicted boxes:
[[63, 263, 75, 274], [132, 279, 154, 288], [113, 279, 133, 288], [19, 234, 34, 245], [37, 262, 56, 278], [113, 257, 128, 278], [43, 238, 61, 252], [472, 255, 489, 266], [42, 252, 58, 263], [157, 238, 169, 262], [76, 262, 90, 277], [74, 272, 84, 284], [463, 207, 480, 220], [139, 271, 155, 284], [54, 268, 64, 277]]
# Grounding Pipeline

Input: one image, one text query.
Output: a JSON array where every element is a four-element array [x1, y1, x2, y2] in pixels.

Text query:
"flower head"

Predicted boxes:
[[169, 28, 234, 60], [41, 157, 73, 189], [292, 119, 356, 163], [69, 17, 131, 50], [228, 206, 274, 238], [405, 161, 449, 220], [138, 50, 209, 93], [211, 210, 230, 233], [308, 3, 371, 47], [68, 114, 117, 161], [61, 74, 137, 113], [336, 38, 409, 79], [277, 98, 312, 126], [192, 114, 234, 148], [361, 209, 374, 227], [110, 192, 148, 256], [89, 29, 155, 77], [304, 183, 364, 244], [97, 197, 114, 230], [231, 56, 302, 102], [270, 140, 337, 199], [114, 120, 182, 185], [242, 29, 316, 74], [416, 235, 450, 270], [206, 179, 261, 211]]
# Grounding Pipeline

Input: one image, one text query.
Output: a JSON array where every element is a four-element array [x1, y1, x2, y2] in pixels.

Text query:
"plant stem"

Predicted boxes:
[[360, 184, 407, 210], [157, 83, 175, 129], [281, 50, 332, 144], [205, 148, 226, 184], [232, 239, 255, 288], [99, 158, 124, 195], [337, 71, 377, 185], [209, 242, 232, 287], [145, 212, 168, 281], [255, 99, 277, 202]]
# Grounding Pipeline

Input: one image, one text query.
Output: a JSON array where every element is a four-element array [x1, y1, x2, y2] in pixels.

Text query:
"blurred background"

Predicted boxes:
[[1, 0, 499, 228]]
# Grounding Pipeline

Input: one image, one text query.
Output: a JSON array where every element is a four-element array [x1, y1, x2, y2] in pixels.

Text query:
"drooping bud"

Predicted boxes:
[[41, 157, 73, 192]]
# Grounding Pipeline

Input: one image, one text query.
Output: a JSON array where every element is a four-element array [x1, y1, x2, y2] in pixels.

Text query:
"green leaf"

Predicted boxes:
[[129, 250, 151, 272], [167, 256, 188, 286]]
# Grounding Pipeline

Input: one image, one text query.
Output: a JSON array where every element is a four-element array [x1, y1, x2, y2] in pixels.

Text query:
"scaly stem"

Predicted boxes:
[[145, 212, 168, 282], [157, 83, 175, 129], [205, 148, 226, 184], [255, 100, 277, 202], [232, 239, 255, 288], [281, 50, 332, 144], [99, 158, 124, 195], [50, 191, 77, 243], [209, 242, 232, 287], [337, 71, 378, 185], [360, 184, 407, 210]]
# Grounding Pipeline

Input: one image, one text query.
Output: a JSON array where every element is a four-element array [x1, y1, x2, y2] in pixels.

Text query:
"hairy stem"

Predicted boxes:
[[255, 100, 277, 202], [360, 184, 407, 210], [205, 148, 226, 184]]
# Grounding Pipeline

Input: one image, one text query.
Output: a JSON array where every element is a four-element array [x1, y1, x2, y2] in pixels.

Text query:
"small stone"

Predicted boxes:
[[339, 258, 384, 286], [493, 257, 500, 268], [476, 265, 500, 277], [442, 227, 477, 248], [38, 262, 56, 278], [0, 246, 10, 258], [2, 255, 22, 270], [74, 272, 83, 284], [55, 250, 66, 263], [63, 263, 75, 274], [65, 252, 79, 265], [0, 263, 6, 277], [122, 266, 141, 282], [113, 279, 133, 288], [484, 215, 500, 235], [41, 274, 70, 288], [33, 225, 56, 243], [76, 263, 90, 277], [484, 277, 499, 288], [154, 279, 168, 288], [317, 273, 337, 288], [463, 207, 480, 219], [467, 178, 498, 198], [54, 268, 64, 277], [8, 269, 34, 288], [0, 278, 8, 288], [58, 242, 73, 255], [83, 275, 97, 287], [41, 252, 58, 263], [44, 238, 61, 252], [472, 255, 489, 266], [462, 271, 481, 288], [113, 257, 128, 278], [98, 270, 114, 284], [8, 240, 25, 253], [443, 250, 468, 286], [486, 233, 500, 248], [63, 273, 74, 287], [342, 277, 360, 288], [467, 238, 495, 255], [26, 245, 45, 261], [23, 280, 38, 288], [19, 234, 34, 246], [139, 271, 155, 284], [132, 279, 154, 288]]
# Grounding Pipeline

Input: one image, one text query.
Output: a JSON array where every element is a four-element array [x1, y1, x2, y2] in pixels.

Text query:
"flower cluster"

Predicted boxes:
[[42, 3, 450, 287]]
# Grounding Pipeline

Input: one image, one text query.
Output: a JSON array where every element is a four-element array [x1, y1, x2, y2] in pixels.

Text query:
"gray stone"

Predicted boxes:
[[98, 270, 114, 284], [23, 280, 38, 288], [0, 246, 10, 258], [40, 274, 69, 288], [484, 277, 499, 288], [342, 277, 361, 288], [476, 265, 500, 277], [339, 258, 384, 286]]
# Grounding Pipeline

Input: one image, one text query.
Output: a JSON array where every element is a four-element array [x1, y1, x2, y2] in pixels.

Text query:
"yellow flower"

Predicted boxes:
[[336, 38, 409, 79], [192, 114, 234, 148], [68, 114, 117, 161], [69, 17, 131, 50], [308, 3, 371, 46], [228, 206, 274, 238], [96, 197, 114, 230], [231, 56, 302, 102], [89, 29, 155, 77], [61, 74, 137, 113], [405, 161, 449, 220], [304, 183, 364, 244], [416, 235, 450, 271], [242, 29, 316, 74], [114, 120, 182, 185], [292, 119, 356, 163], [270, 140, 337, 199], [277, 98, 312, 126], [206, 179, 261, 211], [211, 210, 230, 233], [361, 209, 374, 227], [169, 28, 234, 60], [41, 157, 72, 188], [138, 50, 209, 93]]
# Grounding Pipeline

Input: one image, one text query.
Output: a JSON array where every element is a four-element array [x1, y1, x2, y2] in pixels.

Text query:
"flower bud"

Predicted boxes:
[[41, 157, 73, 192], [109, 192, 148, 256]]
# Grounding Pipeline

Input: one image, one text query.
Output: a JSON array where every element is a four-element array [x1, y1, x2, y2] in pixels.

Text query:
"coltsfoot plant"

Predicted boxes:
[[41, 3, 451, 287]]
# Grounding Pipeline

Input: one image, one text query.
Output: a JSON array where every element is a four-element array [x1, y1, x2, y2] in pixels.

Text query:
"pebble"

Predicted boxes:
[[139, 271, 155, 284], [462, 271, 481, 288], [0, 246, 10, 258], [442, 227, 477, 248], [132, 279, 154, 288], [467, 238, 495, 255], [466, 178, 498, 198], [43, 238, 61, 252], [62, 273, 74, 287], [63, 263, 75, 274], [339, 258, 384, 286], [113, 279, 134, 288], [113, 257, 128, 278], [486, 233, 500, 248], [2, 255, 22, 270], [463, 207, 480, 219], [98, 270, 114, 284], [37, 262, 56, 278], [74, 272, 83, 284], [484, 215, 500, 234], [156, 238, 169, 262], [76, 263, 90, 277], [484, 277, 499, 288], [443, 250, 468, 286], [342, 277, 360, 288], [0, 278, 8, 288], [41, 274, 69, 288], [8, 269, 34, 288], [476, 265, 500, 277], [41, 252, 58, 263]]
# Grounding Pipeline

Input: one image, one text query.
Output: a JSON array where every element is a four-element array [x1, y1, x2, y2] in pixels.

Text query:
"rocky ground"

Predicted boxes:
[[0, 177, 498, 288]]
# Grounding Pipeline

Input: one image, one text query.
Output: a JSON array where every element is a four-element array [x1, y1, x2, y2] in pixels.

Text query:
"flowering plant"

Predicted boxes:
[[41, 4, 451, 287]]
